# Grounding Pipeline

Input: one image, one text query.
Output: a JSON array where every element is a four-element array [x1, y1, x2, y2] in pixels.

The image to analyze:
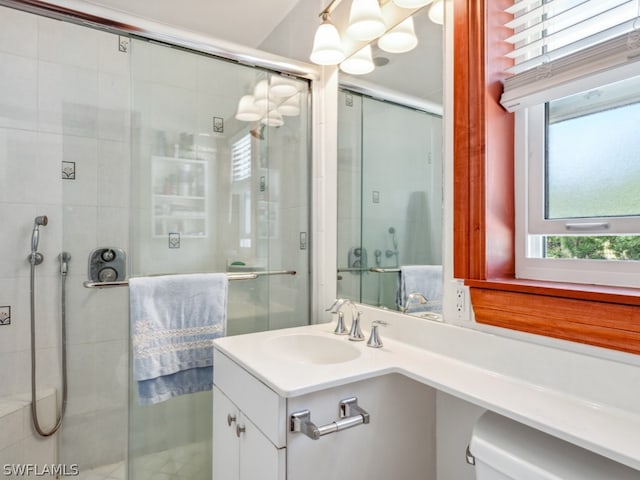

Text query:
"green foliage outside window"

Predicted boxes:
[[545, 236, 640, 260]]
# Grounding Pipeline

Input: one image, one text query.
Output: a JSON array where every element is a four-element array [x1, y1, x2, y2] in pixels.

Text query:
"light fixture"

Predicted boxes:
[[378, 16, 418, 53], [235, 95, 262, 122], [428, 0, 444, 25], [277, 93, 301, 117], [392, 0, 433, 8], [340, 44, 375, 75], [261, 109, 284, 127], [346, 0, 386, 41], [270, 76, 299, 97], [253, 80, 276, 111], [310, 13, 345, 65]]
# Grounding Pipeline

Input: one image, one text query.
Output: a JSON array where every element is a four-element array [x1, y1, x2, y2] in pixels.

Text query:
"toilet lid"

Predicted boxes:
[[469, 411, 639, 479]]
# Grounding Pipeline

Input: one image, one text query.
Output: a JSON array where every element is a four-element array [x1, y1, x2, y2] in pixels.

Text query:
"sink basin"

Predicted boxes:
[[263, 334, 361, 365]]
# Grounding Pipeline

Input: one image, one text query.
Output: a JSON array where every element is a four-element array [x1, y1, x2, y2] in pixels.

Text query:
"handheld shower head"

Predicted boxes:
[[31, 216, 48, 254], [28, 215, 48, 265], [388, 226, 398, 250]]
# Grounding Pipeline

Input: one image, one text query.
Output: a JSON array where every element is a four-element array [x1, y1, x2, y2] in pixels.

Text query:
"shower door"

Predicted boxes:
[[128, 39, 311, 479]]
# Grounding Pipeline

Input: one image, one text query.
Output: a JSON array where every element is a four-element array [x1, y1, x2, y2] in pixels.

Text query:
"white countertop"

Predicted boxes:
[[213, 312, 640, 472]]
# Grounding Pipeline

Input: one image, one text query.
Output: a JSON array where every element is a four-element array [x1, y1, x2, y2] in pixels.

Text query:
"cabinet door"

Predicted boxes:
[[238, 413, 285, 480], [213, 386, 240, 480]]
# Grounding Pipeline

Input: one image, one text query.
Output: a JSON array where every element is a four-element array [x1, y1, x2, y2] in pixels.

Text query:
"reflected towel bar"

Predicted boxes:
[[83, 270, 297, 288], [369, 267, 401, 273]]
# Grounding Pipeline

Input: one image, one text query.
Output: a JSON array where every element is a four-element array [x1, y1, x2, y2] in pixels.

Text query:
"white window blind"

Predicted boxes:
[[500, 0, 640, 111], [231, 133, 252, 182]]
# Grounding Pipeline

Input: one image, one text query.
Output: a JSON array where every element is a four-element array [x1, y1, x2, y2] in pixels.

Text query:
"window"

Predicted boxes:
[[453, 0, 640, 355], [502, 0, 640, 287]]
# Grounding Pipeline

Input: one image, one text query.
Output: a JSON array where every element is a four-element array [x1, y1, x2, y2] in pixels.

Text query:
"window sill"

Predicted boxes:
[[466, 278, 640, 355]]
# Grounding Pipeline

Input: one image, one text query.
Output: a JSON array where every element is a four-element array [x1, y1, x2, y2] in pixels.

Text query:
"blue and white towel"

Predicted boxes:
[[129, 273, 228, 405], [397, 265, 443, 313]]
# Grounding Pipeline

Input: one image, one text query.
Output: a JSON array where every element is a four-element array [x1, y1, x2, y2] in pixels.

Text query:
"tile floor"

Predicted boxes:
[[77, 441, 209, 480]]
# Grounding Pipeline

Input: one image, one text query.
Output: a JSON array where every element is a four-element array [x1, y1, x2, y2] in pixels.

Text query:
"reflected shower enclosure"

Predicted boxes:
[[337, 90, 443, 309], [0, 5, 311, 480]]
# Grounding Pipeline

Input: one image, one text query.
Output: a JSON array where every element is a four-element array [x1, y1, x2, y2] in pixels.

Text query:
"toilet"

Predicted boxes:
[[468, 411, 639, 479]]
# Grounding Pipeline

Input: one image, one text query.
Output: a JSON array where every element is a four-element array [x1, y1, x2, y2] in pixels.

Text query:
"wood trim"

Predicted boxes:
[[470, 287, 640, 355], [453, 0, 484, 279], [452, 0, 640, 355]]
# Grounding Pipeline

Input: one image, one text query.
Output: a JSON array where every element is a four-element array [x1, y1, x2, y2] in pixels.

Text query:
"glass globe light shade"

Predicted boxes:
[[346, 0, 386, 41], [378, 17, 418, 53], [310, 18, 345, 65], [428, 0, 444, 25], [340, 45, 375, 75], [235, 95, 262, 122], [277, 93, 301, 117], [253, 80, 276, 111], [261, 109, 284, 127], [270, 76, 299, 97]]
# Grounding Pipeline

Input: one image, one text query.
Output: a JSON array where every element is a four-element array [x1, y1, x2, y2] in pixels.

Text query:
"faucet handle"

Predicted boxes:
[[333, 311, 348, 335], [348, 311, 365, 341], [367, 320, 388, 348]]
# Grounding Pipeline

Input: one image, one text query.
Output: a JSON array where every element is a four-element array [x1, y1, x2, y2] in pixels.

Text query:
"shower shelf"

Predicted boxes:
[[151, 155, 209, 238]]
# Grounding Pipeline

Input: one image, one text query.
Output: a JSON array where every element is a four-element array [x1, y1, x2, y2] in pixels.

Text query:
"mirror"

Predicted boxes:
[[336, 6, 444, 316]]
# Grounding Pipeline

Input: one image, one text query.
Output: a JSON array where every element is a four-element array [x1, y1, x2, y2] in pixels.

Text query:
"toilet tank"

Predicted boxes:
[[469, 411, 639, 480]]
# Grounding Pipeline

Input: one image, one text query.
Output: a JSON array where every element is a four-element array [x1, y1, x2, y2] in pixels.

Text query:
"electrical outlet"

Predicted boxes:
[[453, 280, 470, 322]]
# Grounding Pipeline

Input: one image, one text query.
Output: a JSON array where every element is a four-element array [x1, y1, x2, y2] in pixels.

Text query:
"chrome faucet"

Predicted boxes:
[[402, 292, 428, 313], [326, 298, 364, 341], [367, 320, 388, 348]]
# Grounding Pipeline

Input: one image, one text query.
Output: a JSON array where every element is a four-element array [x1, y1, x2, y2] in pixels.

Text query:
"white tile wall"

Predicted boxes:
[[0, 5, 130, 471], [0, 390, 57, 467]]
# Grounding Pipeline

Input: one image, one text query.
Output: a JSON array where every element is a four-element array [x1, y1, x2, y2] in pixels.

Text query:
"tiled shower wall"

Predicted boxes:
[[0, 6, 131, 468]]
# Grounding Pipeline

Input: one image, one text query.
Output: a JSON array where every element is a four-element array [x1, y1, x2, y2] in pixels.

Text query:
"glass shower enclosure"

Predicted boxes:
[[0, 3, 310, 478], [127, 39, 311, 480], [129, 40, 309, 480]]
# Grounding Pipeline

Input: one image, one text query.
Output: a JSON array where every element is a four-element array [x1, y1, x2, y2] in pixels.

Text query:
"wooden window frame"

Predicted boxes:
[[453, 0, 640, 355]]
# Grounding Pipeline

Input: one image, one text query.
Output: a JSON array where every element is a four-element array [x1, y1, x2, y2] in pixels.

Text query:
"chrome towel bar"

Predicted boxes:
[[83, 270, 296, 288]]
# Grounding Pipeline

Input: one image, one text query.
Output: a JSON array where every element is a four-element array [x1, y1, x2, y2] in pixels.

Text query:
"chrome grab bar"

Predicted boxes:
[[290, 397, 370, 441], [83, 270, 297, 288]]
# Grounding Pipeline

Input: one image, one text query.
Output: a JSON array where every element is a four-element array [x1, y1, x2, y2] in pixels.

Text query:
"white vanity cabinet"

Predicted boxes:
[[213, 350, 287, 480], [213, 347, 437, 480]]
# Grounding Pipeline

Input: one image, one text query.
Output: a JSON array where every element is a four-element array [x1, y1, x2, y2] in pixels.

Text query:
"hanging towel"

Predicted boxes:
[[129, 273, 228, 405], [397, 265, 443, 313]]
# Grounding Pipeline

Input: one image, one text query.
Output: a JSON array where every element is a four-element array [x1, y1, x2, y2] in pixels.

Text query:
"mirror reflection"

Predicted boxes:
[[336, 6, 443, 316]]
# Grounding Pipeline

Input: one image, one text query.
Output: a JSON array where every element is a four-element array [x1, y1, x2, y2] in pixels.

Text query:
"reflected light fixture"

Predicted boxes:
[[253, 80, 276, 111], [378, 16, 418, 53], [392, 0, 433, 8], [428, 0, 444, 25], [270, 76, 300, 97], [277, 93, 301, 116], [346, 0, 386, 41], [261, 109, 284, 127], [310, 12, 345, 65], [340, 44, 375, 75], [235, 95, 262, 122]]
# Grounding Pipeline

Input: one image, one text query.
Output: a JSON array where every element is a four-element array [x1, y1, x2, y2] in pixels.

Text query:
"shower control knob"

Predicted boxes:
[[101, 249, 116, 262], [98, 267, 118, 282]]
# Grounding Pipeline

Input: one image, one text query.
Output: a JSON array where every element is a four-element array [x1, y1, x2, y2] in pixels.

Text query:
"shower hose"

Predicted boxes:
[[29, 256, 69, 437]]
